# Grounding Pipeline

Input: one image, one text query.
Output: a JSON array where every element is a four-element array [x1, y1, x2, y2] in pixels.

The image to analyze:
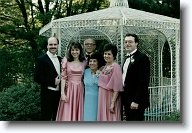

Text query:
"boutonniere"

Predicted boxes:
[[95, 70, 100, 77], [130, 58, 135, 63], [103, 65, 113, 75]]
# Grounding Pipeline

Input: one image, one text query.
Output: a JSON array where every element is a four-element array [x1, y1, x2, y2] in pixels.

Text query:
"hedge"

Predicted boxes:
[[0, 83, 41, 121]]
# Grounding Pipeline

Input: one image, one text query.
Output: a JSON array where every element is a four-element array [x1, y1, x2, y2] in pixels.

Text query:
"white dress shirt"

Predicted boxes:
[[122, 49, 137, 86], [47, 51, 60, 91]]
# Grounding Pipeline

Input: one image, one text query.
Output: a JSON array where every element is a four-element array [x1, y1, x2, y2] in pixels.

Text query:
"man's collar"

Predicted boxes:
[[86, 52, 94, 56], [47, 51, 57, 58], [126, 49, 137, 56]]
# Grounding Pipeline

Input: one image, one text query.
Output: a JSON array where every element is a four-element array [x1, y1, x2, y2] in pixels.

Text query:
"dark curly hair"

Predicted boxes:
[[89, 52, 106, 68], [103, 43, 118, 60]]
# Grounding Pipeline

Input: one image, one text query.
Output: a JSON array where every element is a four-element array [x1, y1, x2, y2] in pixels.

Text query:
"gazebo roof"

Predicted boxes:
[[39, 0, 179, 35], [55, 6, 178, 22]]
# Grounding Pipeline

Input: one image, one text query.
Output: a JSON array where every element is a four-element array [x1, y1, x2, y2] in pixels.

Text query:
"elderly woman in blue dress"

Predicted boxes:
[[83, 52, 105, 121]]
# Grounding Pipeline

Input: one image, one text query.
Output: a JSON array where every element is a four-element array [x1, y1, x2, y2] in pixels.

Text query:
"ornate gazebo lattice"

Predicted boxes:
[[39, 0, 180, 121]]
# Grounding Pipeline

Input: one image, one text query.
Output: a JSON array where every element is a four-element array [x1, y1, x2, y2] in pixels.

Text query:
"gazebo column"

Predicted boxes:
[[52, 21, 61, 56], [120, 19, 125, 67], [168, 34, 178, 111], [175, 29, 180, 111]]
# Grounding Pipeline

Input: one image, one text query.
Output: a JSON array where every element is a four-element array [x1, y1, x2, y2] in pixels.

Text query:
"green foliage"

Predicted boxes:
[[0, 48, 35, 91], [0, 83, 41, 121], [96, 39, 109, 54], [0, 48, 18, 90], [128, 0, 180, 19], [164, 111, 180, 121]]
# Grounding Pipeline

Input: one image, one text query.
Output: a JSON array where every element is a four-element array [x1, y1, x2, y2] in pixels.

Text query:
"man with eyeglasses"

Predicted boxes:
[[83, 38, 97, 67], [121, 33, 150, 121], [84, 38, 96, 59]]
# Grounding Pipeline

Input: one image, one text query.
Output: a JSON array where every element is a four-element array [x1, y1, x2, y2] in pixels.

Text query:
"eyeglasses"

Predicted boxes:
[[124, 40, 135, 44], [84, 43, 95, 46]]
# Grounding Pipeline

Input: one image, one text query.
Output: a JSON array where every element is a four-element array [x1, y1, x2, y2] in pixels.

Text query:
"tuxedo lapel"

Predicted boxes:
[[127, 61, 132, 70], [57, 56, 62, 63], [125, 50, 140, 77], [126, 51, 137, 71], [45, 54, 58, 73]]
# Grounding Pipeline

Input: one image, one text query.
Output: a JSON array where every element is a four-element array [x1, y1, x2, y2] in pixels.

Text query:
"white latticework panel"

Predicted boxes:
[[145, 84, 176, 121]]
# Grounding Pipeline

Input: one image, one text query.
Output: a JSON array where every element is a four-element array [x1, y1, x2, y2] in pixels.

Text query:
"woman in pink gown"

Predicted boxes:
[[56, 40, 86, 121], [97, 43, 124, 121]]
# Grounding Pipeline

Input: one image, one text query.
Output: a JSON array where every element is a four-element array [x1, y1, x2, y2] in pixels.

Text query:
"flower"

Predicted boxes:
[[95, 70, 100, 77], [103, 65, 113, 75], [130, 58, 135, 63]]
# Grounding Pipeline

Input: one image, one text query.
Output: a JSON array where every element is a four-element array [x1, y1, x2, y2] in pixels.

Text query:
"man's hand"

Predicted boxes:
[[130, 102, 139, 109], [55, 76, 60, 85]]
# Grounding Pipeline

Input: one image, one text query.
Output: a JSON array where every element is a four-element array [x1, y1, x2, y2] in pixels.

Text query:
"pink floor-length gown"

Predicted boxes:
[[97, 62, 124, 121], [56, 57, 86, 121]]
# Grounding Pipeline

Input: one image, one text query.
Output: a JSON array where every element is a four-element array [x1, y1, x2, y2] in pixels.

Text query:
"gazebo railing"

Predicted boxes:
[[149, 76, 175, 87], [144, 77, 177, 121]]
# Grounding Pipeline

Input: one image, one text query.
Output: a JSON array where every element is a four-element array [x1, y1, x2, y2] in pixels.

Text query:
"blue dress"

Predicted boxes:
[[83, 68, 99, 121]]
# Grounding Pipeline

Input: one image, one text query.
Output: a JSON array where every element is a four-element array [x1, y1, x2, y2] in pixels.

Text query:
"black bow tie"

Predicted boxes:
[[86, 54, 90, 58], [126, 54, 133, 58]]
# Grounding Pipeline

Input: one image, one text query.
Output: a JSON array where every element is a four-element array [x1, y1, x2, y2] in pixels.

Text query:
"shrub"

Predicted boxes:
[[0, 48, 35, 91], [164, 111, 180, 121], [0, 83, 41, 121]]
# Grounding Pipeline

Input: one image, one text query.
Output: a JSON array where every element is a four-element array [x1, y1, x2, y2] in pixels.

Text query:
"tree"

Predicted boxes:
[[128, 0, 180, 19], [0, 0, 111, 88], [0, 0, 111, 57]]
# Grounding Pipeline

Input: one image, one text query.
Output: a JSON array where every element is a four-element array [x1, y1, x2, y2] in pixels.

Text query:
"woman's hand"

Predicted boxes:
[[109, 102, 115, 113], [61, 94, 67, 102]]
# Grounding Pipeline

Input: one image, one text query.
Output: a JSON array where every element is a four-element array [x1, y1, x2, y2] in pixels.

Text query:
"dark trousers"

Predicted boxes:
[[124, 106, 145, 121], [41, 88, 60, 121]]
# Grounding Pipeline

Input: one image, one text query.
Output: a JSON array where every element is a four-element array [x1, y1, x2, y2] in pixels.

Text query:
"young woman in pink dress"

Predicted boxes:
[[56, 40, 86, 121], [97, 43, 124, 121]]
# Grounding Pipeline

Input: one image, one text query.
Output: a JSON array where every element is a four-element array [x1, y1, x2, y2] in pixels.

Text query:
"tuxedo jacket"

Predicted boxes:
[[34, 54, 62, 90], [122, 50, 150, 109]]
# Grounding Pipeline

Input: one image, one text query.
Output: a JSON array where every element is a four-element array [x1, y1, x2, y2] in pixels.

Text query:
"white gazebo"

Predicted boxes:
[[39, 0, 180, 121]]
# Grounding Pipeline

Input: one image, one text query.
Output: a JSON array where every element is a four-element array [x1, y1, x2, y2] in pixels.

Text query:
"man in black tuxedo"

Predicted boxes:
[[83, 38, 97, 68], [122, 34, 150, 121], [83, 38, 106, 69], [34, 37, 62, 121]]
